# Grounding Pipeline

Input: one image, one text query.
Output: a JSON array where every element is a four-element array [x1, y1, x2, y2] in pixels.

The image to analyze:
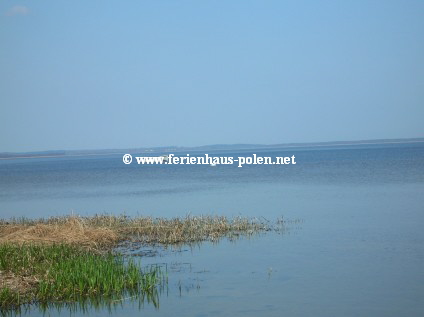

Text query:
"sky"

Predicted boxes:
[[0, 1, 423, 152]]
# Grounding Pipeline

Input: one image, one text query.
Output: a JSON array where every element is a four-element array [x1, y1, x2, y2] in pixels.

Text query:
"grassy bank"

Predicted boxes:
[[0, 244, 163, 312], [0, 214, 281, 312]]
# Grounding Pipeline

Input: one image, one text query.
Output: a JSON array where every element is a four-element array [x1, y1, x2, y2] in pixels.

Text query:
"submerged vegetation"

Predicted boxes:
[[0, 214, 287, 312]]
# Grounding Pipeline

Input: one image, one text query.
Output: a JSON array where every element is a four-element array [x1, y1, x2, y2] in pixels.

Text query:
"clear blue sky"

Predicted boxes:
[[1, 1, 423, 152]]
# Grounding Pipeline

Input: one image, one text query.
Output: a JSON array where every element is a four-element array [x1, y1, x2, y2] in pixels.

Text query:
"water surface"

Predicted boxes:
[[1, 143, 423, 316]]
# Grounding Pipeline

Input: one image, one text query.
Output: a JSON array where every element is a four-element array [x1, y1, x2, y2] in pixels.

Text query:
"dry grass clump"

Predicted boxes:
[[0, 216, 118, 249], [0, 214, 272, 248]]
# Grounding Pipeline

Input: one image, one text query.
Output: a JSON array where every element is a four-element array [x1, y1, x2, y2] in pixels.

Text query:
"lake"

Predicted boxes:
[[1, 142, 423, 316]]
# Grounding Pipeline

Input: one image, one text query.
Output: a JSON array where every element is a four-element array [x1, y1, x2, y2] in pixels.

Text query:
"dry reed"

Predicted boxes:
[[0, 214, 273, 249]]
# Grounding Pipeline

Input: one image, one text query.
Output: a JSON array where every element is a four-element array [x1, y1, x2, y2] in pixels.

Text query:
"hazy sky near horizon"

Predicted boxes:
[[1, 1, 423, 152]]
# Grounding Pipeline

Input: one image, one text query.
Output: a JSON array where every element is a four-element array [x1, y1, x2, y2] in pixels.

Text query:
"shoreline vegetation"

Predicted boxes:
[[0, 214, 283, 312]]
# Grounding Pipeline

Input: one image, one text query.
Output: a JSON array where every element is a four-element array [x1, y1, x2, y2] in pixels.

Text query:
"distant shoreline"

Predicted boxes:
[[1, 138, 423, 160]]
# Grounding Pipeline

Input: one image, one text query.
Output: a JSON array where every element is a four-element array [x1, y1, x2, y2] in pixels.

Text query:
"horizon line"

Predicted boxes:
[[1, 137, 424, 159]]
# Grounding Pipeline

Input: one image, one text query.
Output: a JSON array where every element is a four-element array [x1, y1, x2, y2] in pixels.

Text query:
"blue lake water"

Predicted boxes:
[[1, 142, 424, 316]]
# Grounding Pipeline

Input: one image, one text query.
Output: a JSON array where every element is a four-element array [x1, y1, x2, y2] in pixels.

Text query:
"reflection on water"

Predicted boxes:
[[3, 288, 163, 317], [10, 291, 162, 317], [36, 290, 161, 315]]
